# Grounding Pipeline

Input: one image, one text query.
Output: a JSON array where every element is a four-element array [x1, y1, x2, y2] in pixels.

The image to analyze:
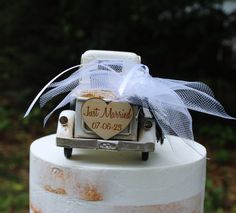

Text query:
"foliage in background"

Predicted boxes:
[[0, 0, 236, 114], [0, 147, 29, 213], [205, 178, 225, 212], [200, 124, 236, 163]]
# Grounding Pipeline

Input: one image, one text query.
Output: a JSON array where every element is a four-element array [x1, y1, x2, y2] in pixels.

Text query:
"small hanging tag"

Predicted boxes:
[[81, 98, 133, 140]]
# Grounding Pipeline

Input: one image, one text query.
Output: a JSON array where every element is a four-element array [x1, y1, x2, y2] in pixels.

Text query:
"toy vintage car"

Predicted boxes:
[[56, 50, 163, 161]]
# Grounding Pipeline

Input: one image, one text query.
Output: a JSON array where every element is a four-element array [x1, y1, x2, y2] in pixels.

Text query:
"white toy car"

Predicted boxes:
[[56, 50, 163, 161]]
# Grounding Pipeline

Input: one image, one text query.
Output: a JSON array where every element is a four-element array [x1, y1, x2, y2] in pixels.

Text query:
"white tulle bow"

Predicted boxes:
[[24, 60, 234, 141]]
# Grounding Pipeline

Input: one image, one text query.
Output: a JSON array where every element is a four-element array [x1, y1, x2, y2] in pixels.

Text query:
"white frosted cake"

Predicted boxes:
[[30, 134, 206, 213]]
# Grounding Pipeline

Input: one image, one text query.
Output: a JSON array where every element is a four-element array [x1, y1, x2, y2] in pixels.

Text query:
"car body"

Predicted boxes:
[[56, 50, 162, 160]]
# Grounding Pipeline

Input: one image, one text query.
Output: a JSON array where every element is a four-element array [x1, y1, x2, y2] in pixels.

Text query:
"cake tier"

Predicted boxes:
[[30, 135, 206, 213]]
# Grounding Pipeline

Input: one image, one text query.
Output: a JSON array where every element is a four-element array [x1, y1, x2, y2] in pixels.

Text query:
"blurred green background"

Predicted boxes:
[[0, 0, 236, 212]]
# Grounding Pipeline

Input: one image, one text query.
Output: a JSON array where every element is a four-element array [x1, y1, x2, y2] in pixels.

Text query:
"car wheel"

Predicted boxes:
[[64, 148, 73, 159], [142, 152, 149, 161]]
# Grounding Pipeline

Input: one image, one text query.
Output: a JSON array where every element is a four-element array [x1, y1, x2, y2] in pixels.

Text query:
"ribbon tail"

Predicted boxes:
[[24, 65, 80, 118], [43, 90, 76, 126]]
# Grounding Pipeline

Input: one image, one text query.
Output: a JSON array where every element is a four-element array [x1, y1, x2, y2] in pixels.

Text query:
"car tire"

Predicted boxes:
[[141, 152, 149, 161], [64, 148, 73, 159]]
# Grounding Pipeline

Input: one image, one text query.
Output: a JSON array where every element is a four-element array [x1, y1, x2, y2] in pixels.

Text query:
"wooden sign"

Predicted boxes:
[[81, 99, 133, 140]]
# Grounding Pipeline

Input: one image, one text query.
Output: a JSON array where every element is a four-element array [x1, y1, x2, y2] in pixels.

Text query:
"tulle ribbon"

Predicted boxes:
[[24, 60, 234, 142]]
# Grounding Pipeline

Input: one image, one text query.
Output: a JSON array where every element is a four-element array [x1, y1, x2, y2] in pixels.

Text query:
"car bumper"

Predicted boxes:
[[56, 137, 155, 152]]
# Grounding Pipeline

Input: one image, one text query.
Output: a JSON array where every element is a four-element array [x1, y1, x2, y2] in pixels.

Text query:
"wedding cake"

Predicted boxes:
[[30, 135, 206, 213], [27, 50, 233, 213]]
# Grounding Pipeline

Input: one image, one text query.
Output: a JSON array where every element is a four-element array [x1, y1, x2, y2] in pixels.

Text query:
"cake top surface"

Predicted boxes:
[[31, 134, 206, 170]]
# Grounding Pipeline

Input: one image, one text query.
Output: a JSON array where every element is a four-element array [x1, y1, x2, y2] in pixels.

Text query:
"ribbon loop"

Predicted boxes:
[[25, 60, 235, 142]]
